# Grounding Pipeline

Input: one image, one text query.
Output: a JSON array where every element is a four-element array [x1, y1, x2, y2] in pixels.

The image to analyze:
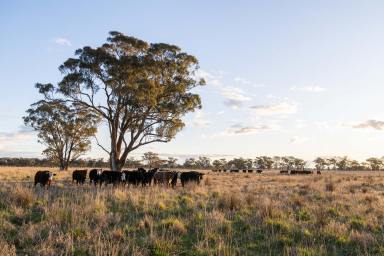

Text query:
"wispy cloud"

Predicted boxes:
[[213, 123, 275, 137], [0, 127, 36, 151], [54, 37, 72, 46], [352, 120, 384, 130], [221, 86, 251, 109], [250, 101, 297, 116], [290, 85, 325, 92], [192, 110, 211, 128], [198, 70, 253, 109]]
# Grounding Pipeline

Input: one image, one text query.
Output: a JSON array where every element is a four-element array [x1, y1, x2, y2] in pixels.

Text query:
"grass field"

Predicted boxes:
[[0, 167, 384, 255]]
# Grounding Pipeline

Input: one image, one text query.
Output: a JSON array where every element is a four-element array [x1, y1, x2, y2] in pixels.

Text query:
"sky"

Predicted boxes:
[[1, 1, 384, 163]]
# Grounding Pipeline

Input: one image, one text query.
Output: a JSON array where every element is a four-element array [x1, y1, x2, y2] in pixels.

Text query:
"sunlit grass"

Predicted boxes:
[[0, 167, 383, 255]]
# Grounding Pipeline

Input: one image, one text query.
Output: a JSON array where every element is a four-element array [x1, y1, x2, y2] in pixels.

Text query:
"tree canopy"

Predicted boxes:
[[24, 84, 99, 170]]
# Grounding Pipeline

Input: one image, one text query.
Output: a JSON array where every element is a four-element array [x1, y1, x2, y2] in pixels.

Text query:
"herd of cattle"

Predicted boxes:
[[34, 167, 321, 187], [212, 169, 263, 173], [212, 169, 320, 175], [34, 168, 205, 188]]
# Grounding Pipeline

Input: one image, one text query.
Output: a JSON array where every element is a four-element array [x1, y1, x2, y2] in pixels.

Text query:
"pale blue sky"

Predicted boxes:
[[1, 1, 384, 162]]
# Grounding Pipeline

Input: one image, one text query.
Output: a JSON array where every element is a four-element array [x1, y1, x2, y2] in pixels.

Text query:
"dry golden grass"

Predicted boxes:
[[0, 167, 384, 255]]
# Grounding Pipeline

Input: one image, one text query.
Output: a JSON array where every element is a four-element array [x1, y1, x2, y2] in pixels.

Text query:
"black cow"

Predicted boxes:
[[290, 170, 313, 175], [142, 168, 157, 187], [230, 169, 239, 173], [247, 169, 254, 173], [89, 169, 103, 186], [170, 172, 178, 188], [154, 171, 177, 187], [34, 171, 56, 187], [124, 169, 144, 187], [72, 169, 87, 185], [180, 171, 204, 187], [317, 170, 322, 175], [280, 170, 289, 174], [256, 169, 263, 173], [242, 169, 247, 173], [101, 171, 122, 186]]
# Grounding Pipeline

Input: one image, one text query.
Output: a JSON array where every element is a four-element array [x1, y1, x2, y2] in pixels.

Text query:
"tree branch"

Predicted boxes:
[[94, 136, 110, 154]]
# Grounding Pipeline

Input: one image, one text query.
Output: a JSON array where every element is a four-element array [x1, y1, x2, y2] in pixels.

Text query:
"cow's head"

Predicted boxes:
[[121, 173, 126, 181], [97, 169, 102, 175], [48, 172, 54, 180]]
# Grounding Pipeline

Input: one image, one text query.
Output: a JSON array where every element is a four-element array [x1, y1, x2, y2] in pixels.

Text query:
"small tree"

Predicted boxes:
[[24, 85, 99, 170], [336, 156, 349, 171], [228, 157, 248, 170], [366, 157, 383, 171], [255, 156, 274, 170], [166, 157, 178, 168], [183, 158, 197, 168], [142, 152, 162, 167], [314, 157, 327, 171], [328, 157, 337, 170], [272, 156, 282, 169], [196, 156, 211, 169], [212, 158, 227, 169], [293, 158, 306, 170]]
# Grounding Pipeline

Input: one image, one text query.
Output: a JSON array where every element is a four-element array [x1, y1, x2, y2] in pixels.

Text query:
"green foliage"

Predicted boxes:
[[24, 91, 99, 170]]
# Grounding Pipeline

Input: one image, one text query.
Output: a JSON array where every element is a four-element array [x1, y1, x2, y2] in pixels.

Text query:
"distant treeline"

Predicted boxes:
[[0, 158, 110, 168], [1, 155, 384, 171]]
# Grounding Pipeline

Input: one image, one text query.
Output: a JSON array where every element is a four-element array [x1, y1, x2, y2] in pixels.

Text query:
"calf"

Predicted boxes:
[[180, 171, 204, 187], [89, 169, 103, 186], [72, 169, 87, 185], [34, 171, 56, 187]]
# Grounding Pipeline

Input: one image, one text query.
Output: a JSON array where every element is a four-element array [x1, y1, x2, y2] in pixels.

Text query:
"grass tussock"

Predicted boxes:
[[0, 167, 383, 255]]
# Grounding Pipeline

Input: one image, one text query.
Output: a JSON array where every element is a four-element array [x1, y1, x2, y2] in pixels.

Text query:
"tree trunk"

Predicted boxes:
[[110, 152, 118, 171], [59, 160, 66, 171]]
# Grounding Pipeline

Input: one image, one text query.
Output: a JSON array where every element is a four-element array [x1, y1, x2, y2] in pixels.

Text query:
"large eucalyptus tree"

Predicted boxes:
[[47, 31, 204, 171]]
